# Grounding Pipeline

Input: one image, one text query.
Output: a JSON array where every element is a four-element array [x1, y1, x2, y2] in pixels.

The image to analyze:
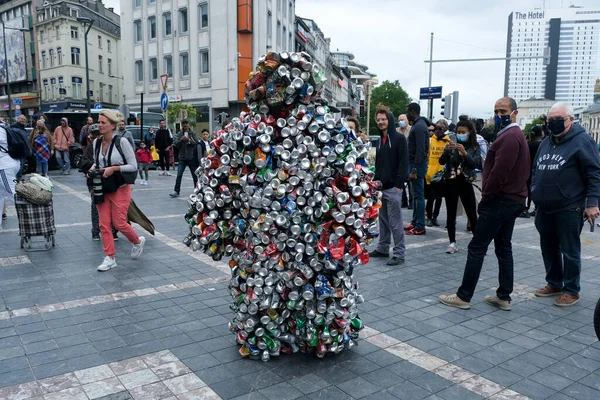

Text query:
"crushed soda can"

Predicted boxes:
[[183, 50, 380, 361]]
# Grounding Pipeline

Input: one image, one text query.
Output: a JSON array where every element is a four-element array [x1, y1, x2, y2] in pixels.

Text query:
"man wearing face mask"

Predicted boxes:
[[397, 114, 412, 208], [440, 97, 529, 311], [531, 102, 600, 307], [405, 103, 429, 235], [425, 119, 450, 227]]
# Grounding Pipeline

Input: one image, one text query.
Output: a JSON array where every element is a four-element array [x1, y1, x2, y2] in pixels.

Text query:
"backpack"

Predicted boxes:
[[94, 135, 138, 184], [0, 126, 31, 159]]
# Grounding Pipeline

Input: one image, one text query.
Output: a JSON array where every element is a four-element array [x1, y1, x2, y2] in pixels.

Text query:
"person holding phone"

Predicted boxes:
[[170, 120, 199, 198], [531, 102, 600, 307]]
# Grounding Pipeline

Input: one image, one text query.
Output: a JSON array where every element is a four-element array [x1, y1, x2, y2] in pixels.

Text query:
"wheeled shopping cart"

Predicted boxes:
[[14, 193, 56, 251]]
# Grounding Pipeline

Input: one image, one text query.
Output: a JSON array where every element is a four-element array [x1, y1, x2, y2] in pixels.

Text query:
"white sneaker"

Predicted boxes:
[[131, 236, 146, 259], [446, 242, 458, 254], [166, 171, 172, 176], [142, 179, 147, 185], [97, 256, 117, 271]]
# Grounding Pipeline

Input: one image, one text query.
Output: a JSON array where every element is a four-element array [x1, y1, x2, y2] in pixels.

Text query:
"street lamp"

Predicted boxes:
[[1, 22, 29, 124], [76, 17, 93, 118]]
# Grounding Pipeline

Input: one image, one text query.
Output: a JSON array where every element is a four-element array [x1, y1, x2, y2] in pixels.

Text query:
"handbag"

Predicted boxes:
[[430, 170, 445, 184], [15, 181, 52, 205]]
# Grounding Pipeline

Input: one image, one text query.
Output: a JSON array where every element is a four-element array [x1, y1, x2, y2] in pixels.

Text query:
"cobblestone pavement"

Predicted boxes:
[[1, 170, 600, 400]]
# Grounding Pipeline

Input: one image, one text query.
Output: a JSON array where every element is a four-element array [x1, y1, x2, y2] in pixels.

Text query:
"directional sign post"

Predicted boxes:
[[13, 98, 22, 105], [94, 103, 102, 110], [419, 86, 443, 100], [160, 92, 169, 112]]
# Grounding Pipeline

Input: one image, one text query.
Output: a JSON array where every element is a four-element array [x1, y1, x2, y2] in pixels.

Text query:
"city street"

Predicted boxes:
[[1, 171, 600, 400]]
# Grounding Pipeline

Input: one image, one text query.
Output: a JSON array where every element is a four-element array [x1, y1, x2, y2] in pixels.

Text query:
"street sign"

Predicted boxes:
[[89, 90, 93, 97], [28, 109, 34, 116], [14, 110, 21, 116], [419, 86, 443, 100], [94, 103, 102, 110], [13, 98, 22, 105], [160, 92, 169, 111], [14, 105, 21, 110], [59, 88, 66, 95], [160, 74, 169, 91]]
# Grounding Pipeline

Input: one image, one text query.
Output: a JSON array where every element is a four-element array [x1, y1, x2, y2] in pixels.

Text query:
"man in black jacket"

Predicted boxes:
[[155, 119, 173, 176], [369, 104, 409, 266], [405, 103, 429, 235], [170, 120, 199, 197]]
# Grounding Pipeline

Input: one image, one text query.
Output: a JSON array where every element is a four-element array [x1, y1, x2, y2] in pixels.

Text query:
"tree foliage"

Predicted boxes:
[[524, 114, 546, 138], [166, 102, 197, 125], [359, 80, 412, 136]]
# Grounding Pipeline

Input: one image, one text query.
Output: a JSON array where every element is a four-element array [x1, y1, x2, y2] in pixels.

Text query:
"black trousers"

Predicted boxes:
[[158, 149, 170, 171], [445, 176, 478, 243], [425, 184, 442, 220], [457, 197, 523, 302]]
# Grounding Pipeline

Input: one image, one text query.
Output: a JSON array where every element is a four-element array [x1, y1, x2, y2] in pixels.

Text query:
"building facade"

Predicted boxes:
[[581, 78, 600, 143], [504, 7, 600, 108], [331, 50, 376, 117], [515, 97, 555, 128], [0, 0, 38, 122], [34, 0, 122, 113], [121, 0, 295, 132]]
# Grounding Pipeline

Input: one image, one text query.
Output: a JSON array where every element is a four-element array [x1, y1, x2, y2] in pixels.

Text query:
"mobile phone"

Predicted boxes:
[[450, 135, 457, 143]]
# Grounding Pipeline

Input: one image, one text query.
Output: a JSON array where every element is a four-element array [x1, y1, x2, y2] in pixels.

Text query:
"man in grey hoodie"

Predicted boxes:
[[531, 102, 600, 307]]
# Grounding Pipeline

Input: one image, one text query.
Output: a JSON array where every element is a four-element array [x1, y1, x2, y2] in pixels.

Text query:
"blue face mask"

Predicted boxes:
[[398, 120, 407, 128], [140, 145, 146, 149], [494, 111, 514, 130], [456, 134, 468, 143]]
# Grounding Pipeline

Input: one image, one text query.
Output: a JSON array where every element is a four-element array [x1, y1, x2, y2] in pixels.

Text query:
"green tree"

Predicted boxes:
[[166, 102, 197, 126], [359, 80, 412, 136], [523, 114, 546, 139]]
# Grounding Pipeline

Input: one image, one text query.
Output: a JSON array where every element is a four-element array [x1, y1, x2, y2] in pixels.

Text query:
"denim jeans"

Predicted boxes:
[[55, 150, 70, 172], [36, 160, 48, 176], [457, 197, 523, 302], [174, 159, 198, 194], [410, 164, 427, 230], [535, 208, 584, 295], [16, 158, 26, 179]]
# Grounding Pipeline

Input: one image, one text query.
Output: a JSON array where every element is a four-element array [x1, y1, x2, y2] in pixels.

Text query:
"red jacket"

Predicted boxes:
[[135, 148, 153, 164]]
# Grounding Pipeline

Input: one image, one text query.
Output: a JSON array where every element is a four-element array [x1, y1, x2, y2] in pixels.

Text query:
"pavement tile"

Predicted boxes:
[[74, 364, 116, 384], [211, 377, 254, 399], [387, 380, 431, 400], [562, 383, 600, 400], [529, 369, 574, 392], [129, 381, 174, 400], [82, 376, 126, 399], [510, 378, 557, 400], [288, 373, 331, 394]]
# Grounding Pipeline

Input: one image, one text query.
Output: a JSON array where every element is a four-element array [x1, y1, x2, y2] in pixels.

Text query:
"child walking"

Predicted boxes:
[[135, 141, 152, 185], [29, 120, 54, 176]]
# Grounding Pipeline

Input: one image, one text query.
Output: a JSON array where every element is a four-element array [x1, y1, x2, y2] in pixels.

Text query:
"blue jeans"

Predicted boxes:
[[535, 208, 584, 295], [410, 164, 427, 230], [37, 160, 48, 175], [457, 197, 523, 302], [55, 150, 70, 172], [174, 159, 198, 194], [16, 158, 26, 179]]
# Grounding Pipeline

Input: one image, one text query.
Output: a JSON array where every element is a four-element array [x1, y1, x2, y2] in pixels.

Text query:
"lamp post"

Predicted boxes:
[[76, 17, 93, 118], [2, 22, 29, 124]]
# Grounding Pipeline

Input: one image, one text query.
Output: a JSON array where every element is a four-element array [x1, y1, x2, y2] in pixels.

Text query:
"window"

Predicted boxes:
[[99, 83, 105, 101], [163, 13, 172, 36], [49, 49, 55, 67], [148, 16, 157, 39], [164, 55, 172, 77], [180, 53, 189, 77], [199, 3, 208, 29], [71, 47, 80, 65], [41, 51, 46, 68], [51, 78, 57, 99], [135, 60, 143, 82], [108, 58, 112, 75], [267, 12, 272, 37], [107, 39, 111, 53], [40, 30, 45, 44], [72, 77, 82, 99], [98, 55, 103, 73], [71, 26, 78, 39], [149, 58, 158, 81], [134, 20, 142, 42], [43, 80, 48, 100], [179, 8, 188, 33], [108, 85, 113, 102], [55, 26, 60, 40], [70, 8, 78, 17], [134, 0, 141, 8], [98, 35, 102, 48], [199, 49, 209, 75], [283, 27, 287, 50], [58, 76, 64, 97], [57, 47, 62, 65], [277, 21, 281, 46]]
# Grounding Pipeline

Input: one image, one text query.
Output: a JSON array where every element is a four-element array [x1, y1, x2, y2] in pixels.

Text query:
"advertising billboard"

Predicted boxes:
[[0, 18, 27, 85]]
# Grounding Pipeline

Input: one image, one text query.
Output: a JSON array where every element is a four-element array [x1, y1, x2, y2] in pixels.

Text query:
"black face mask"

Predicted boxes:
[[548, 119, 566, 136]]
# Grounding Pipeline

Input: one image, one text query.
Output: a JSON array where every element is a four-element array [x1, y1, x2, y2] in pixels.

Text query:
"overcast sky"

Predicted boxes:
[[104, 0, 599, 119]]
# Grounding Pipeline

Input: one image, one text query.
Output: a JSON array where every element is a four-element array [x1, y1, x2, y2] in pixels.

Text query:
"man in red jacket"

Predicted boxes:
[[440, 97, 530, 311]]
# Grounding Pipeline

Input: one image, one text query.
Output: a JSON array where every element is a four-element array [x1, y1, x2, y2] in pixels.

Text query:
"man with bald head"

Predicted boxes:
[[531, 102, 600, 307], [397, 114, 411, 207], [440, 97, 530, 311]]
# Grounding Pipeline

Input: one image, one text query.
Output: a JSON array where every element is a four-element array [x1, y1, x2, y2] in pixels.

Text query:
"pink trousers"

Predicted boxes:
[[96, 185, 139, 256]]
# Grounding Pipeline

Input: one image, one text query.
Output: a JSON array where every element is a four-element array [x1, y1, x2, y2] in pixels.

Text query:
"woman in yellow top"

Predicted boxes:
[[425, 119, 450, 227]]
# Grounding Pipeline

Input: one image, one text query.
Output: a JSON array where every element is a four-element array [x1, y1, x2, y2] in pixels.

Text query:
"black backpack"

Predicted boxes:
[[0, 126, 31, 159]]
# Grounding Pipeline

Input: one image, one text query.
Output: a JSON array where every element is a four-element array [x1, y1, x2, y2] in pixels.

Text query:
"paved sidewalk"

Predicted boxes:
[[0, 170, 599, 400]]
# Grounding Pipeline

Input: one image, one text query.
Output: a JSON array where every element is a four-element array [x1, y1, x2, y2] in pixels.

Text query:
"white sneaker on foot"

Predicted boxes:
[[97, 256, 117, 271], [131, 236, 146, 259], [166, 171, 172, 176], [446, 242, 458, 254]]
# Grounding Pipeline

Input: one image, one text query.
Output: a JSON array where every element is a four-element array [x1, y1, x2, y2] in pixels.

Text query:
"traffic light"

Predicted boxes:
[[441, 94, 452, 119]]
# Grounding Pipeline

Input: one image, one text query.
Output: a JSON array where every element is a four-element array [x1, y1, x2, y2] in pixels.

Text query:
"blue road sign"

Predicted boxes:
[[419, 86, 443, 100], [160, 92, 169, 111], [13, 98, 22, 105], [94, 103, 102, 110], [14, 110, 22, 116]]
